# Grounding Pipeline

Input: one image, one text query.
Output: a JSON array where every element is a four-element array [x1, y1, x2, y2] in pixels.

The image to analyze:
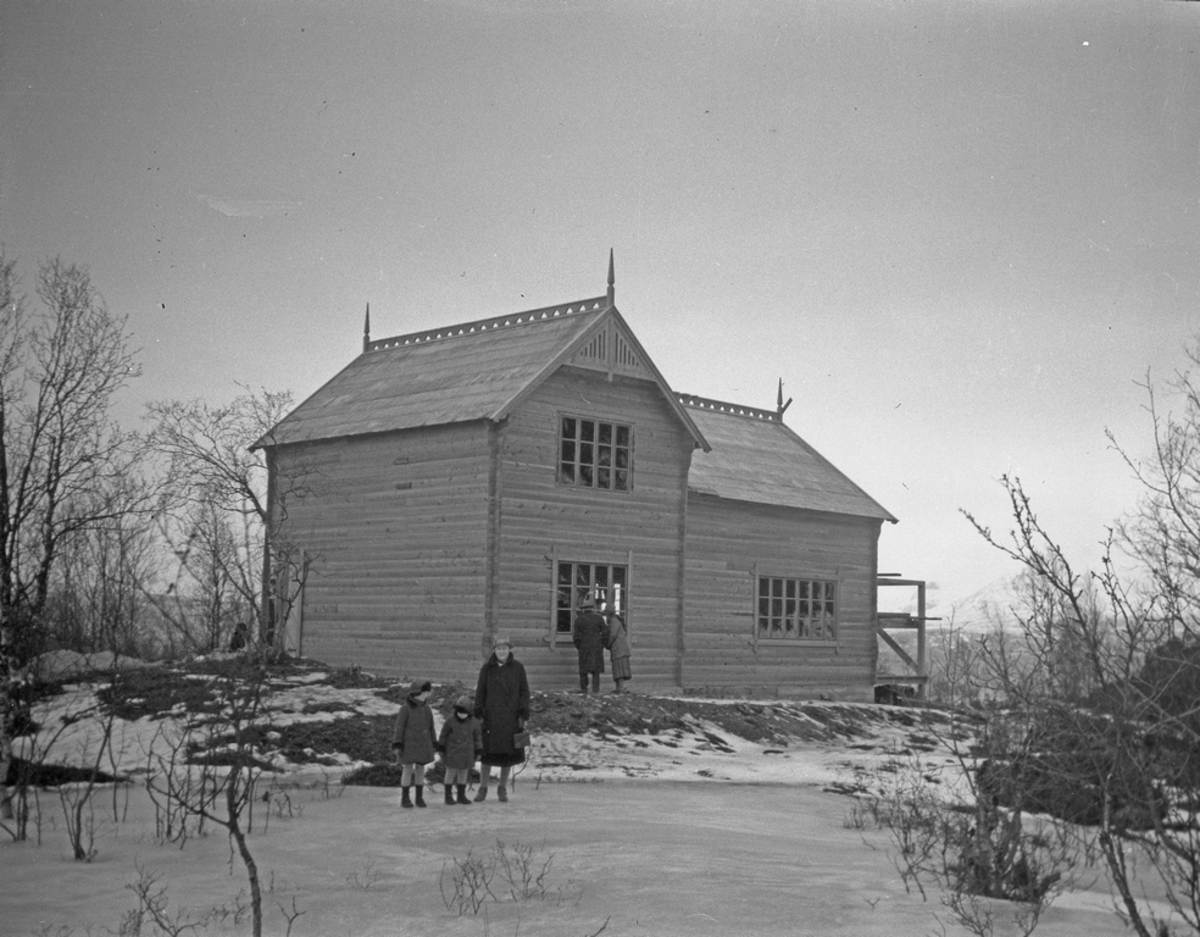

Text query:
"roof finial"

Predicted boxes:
[[606, 249, 615, 306], [777, 378, 792, 418], [363, 303, 371, 353]]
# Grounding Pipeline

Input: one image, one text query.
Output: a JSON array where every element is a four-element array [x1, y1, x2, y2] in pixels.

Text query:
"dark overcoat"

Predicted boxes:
[[392, 695, 437, 766], [573, 610, 609, 674], [438, 714, 483, 771], [474, 654, 530, 768], [605, 614, 631, 661]]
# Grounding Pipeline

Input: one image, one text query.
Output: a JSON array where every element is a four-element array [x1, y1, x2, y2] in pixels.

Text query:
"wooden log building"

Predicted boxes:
[[257, 257, 896, 700]]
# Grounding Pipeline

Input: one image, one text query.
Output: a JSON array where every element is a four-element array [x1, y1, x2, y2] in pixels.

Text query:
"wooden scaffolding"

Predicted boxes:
[[875, 574, 936, 699]]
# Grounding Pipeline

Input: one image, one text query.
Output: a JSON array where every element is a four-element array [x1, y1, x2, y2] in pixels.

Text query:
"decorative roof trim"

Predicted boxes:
[[488, 307, 711, 453], [677, 393, 781, 423], [365, 296, 609, 352]]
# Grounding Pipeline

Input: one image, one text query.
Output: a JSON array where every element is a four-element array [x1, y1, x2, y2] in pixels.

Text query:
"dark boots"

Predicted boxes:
[[414, 785, 426, 808], [456, 785, 471, 805], [444, 784, 455, 805], [401, 786, 413, 809]]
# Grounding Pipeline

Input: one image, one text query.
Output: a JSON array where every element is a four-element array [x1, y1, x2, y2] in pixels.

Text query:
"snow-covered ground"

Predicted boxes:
[[0, 657, 1176, 937]]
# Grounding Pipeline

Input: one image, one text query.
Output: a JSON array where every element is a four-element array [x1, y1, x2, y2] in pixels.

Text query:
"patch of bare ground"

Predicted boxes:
[[85, 657, 972, 788]]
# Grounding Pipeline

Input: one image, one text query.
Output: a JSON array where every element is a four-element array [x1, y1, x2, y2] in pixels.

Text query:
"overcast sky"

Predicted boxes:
[[3, 0, 1198, 615]]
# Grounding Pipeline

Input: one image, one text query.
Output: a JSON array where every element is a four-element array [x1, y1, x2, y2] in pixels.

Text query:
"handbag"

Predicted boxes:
[[512, 729, 531, 748]]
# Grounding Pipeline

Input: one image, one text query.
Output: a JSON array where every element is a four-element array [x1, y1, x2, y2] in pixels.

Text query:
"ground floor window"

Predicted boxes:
[[555, 561, 628, 634], [756, 575, 836, 640]]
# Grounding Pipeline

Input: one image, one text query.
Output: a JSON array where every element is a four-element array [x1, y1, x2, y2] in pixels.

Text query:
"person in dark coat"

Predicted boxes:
[[228, 621, 248, 652], [391, 679, 437, 808], [473, 633, 529, 803], [437, 696, 482, 806], [573, 601, 609, 695], [603, 605, 632, 694]]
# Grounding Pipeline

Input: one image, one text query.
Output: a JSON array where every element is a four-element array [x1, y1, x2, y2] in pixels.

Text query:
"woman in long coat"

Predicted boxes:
[[473, 633, 529, 803], [605, 609, 632, 694]]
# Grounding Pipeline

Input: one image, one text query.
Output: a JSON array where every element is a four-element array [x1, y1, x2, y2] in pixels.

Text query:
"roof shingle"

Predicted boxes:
[[682, 396, 896, 522]]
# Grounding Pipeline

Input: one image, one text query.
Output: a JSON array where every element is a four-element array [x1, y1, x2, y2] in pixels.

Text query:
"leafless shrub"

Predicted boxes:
[[346, 859, 381, 890], [57, 702, 121, 861], [141, 664, 275, 936], [440, 848, 498, 916], [276, 895, 306, 937], [440, 839, 578, 917], [856, 752, 1071, 936], [121, 862, 214, 937], [494, 838, 554, 901]]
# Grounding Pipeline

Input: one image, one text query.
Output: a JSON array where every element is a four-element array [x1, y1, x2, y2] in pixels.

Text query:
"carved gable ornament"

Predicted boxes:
[[567, 320, 648, 380]]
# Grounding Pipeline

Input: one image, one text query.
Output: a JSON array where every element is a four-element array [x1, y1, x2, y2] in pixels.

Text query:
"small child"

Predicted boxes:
[[437, 696, 483, 805], [392, 679, 437, 808]]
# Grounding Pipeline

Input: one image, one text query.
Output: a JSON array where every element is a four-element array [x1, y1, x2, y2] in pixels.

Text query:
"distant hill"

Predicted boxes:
[[935, 577, 1024, 634], [879, 576, 1022, 636]]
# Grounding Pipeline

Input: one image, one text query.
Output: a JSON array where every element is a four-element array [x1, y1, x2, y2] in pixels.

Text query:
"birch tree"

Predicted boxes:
[[0, 252, 145, 822], [145, 388, 312, 651]]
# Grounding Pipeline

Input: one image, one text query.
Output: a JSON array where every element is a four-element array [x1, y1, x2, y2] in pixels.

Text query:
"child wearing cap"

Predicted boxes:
[[392, 679, 437, 808], [437, 696, 483, 805]]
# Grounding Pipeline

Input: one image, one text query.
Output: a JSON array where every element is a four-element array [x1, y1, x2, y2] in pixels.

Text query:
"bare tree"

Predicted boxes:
[[46, 476, 159, 658], [145, 389, 314, 652], [960, 340, 1200, 936], [143, 662, 273, 936], [0, 251, 148, 823]]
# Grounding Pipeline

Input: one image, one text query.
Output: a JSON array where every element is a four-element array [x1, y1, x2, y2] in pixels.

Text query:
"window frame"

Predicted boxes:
[[752, 568, 840, 647], [549, 553, 631, 647], [556, 413, 633, 493]]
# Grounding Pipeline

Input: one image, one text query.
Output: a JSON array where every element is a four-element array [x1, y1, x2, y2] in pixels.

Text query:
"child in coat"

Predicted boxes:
[[437, 696, 483, 805], [392, 679, 438, 808]]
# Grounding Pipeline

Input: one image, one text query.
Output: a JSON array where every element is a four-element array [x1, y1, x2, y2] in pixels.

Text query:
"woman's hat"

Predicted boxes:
[[493, 633, 512, 648], [408, 679, 432, 696]]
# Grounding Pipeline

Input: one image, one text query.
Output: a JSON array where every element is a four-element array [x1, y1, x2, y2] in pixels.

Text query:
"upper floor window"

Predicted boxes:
[[756, 575, 837, 641], [558, 416, 631, 491]]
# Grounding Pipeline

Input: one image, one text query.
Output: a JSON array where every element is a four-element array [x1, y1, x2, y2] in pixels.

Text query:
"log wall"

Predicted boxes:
[[684, 493, 882, 700], [272, 423, 493, 682], [493, 366, 695, 690], [271, 367, 883, 699]]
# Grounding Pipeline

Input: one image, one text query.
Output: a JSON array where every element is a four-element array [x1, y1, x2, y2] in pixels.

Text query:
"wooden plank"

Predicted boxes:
[[878, 628, 920, 672]]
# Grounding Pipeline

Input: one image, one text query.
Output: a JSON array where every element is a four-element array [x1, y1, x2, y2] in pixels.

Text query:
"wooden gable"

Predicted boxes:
[[566, 317, 650, 381]]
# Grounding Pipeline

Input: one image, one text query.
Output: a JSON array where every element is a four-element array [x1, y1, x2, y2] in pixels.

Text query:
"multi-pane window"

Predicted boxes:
[[555, 561, 627, 634], [558, 416, 631, 491], [756, 576, 837, 640]]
